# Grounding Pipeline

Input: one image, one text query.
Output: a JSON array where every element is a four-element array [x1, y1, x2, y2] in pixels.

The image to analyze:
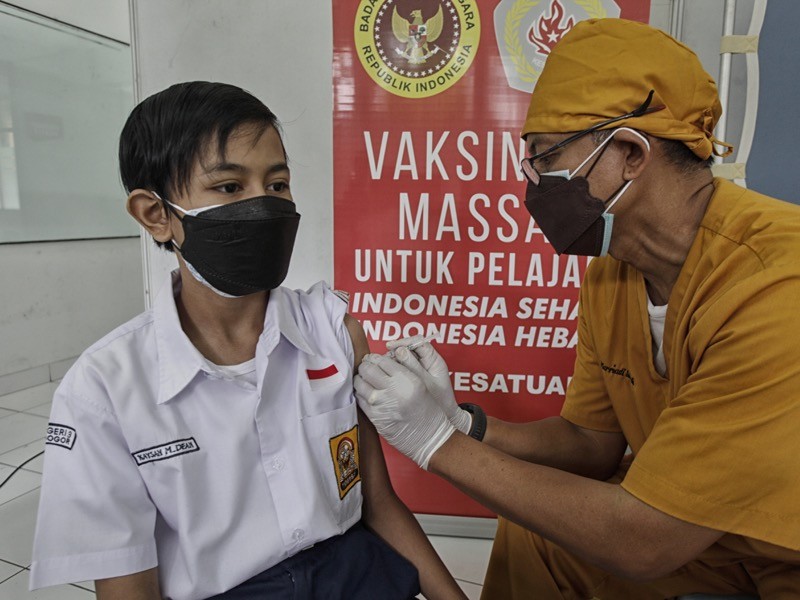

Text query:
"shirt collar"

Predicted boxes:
[[265, 287, 315, 356], [154, 271, 209, 404], [154, 271, 314, 404]]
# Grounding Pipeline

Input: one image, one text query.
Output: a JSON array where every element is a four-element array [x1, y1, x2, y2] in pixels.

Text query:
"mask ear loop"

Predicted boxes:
[[151, 191, 226, 218], [152, 191, 190, 218], [596, 129, 651, 258], [151, 190, 185, 252], [582, 137, 615, 179], [603, 128, 651, 214], [577, 126, 652, 182], [568, 130, 618, 179]]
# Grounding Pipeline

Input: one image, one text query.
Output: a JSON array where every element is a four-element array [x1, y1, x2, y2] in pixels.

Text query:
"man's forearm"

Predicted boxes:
[[482, 415, 624, 480], [429, 431, 723, 581]]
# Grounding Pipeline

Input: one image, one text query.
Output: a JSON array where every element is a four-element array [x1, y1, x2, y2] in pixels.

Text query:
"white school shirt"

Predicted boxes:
[[30, 272, 363, 600]]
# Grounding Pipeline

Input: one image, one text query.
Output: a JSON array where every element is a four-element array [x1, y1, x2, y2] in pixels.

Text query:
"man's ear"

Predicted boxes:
[[613, 129, 652, 180], [126, 189, 173, 244]]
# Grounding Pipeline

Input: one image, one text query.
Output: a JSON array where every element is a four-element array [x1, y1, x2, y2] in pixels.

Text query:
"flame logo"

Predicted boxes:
[[527, 0, 575, 56]]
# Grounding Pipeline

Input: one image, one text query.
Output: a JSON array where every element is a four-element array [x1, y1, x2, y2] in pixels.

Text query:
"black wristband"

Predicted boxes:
[[458, 403, 487, 441]]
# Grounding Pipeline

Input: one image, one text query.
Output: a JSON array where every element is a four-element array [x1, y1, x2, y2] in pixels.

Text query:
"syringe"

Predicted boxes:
[[388, 334, 436, 358]]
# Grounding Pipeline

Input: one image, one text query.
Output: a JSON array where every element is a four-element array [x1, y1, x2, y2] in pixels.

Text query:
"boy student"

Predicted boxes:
[[30, 82, 466, 600]]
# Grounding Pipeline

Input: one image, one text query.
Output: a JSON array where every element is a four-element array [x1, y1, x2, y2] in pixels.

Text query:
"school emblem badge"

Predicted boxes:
[[329, 425, 361, 499], [354, 0, 480, 98], [493, 0, 620, 93]]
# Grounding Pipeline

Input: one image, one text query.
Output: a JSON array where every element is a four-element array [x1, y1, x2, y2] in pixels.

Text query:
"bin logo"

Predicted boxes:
[[494, 0, 620, 93], [355, 0, 480, 98]]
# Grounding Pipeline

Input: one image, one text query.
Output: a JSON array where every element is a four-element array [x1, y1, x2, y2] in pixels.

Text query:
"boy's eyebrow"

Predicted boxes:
[[202, 161, 290, 176]]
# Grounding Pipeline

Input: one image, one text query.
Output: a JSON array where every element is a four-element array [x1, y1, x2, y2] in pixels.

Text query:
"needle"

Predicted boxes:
[[388, 334, 436, 358]]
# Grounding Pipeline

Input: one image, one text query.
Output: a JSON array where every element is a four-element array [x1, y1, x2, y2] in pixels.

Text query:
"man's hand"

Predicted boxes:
[[387, 336, 472, 434], [355, 353, 456, 470]]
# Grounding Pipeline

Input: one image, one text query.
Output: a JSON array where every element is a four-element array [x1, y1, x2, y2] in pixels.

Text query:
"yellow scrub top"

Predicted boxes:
[[562, 178, 800, 560]]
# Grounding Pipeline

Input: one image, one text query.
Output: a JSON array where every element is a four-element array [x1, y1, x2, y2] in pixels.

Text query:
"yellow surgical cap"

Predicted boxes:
[[522, 18, 733, 159]]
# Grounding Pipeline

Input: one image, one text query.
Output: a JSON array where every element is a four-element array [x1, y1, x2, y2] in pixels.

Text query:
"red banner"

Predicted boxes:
[[333, 0, 650, 516]]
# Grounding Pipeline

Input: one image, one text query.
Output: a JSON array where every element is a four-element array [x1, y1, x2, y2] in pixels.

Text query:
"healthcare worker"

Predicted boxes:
[[355, 18, 800, 599]]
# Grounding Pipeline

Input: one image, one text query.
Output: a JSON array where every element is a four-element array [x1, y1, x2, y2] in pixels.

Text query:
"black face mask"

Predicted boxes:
[[168, 195, 300, 297]]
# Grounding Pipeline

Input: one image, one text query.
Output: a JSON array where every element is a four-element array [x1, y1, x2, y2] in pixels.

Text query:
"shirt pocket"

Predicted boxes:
[[298, 358, 352, 417], [301, 402, 363, 527], [305, 360, 346, 388]]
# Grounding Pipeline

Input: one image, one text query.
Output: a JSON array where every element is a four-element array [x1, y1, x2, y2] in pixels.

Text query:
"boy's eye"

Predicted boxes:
[[215, 182, 242, 194], [267, 181, 289, 193]]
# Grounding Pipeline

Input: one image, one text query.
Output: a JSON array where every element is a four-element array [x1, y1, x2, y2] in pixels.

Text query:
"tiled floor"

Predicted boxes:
[[0, 381, 492, 599], [426, 535, 492, 599]]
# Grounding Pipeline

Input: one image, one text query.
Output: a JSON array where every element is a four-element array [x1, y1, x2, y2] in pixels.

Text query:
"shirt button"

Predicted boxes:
[[271, 457, 285, 471], [292, 529, 305, 542]]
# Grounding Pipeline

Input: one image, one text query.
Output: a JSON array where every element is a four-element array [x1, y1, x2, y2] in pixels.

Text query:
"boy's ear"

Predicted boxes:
[[126, 189, 173, 244]]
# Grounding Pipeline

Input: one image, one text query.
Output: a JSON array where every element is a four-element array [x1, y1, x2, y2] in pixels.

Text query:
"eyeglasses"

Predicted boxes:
[[520, 90, 665, 184]]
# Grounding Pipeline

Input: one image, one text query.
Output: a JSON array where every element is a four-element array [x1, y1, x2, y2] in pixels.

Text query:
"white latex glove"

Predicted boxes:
[[387, 336, 472, 434], [355, 353, 456, 470]]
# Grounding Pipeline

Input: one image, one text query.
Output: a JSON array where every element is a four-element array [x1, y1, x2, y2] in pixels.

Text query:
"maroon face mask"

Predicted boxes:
[[522, 127, 646, 256], [524, 175, 617, 256]]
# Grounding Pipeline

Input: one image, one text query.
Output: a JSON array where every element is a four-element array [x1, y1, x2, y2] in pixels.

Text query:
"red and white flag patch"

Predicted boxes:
[[306, 363, 345, 390]]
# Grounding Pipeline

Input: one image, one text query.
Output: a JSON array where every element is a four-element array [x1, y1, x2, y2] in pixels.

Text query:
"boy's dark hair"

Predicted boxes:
[[119, 81, 283, 251]]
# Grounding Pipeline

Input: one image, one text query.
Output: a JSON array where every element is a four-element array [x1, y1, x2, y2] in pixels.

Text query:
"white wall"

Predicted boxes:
[[0, 0, 142, 394], [8, 0, 130, 42], [680, 0, 755, 163]]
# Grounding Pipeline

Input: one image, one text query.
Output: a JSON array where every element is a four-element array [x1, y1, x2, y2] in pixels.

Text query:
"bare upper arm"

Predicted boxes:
[[95, 567, 161, 600], [356, 406, 396, 510], [344, 313, 370, 371], [343, 315, 396, 509]]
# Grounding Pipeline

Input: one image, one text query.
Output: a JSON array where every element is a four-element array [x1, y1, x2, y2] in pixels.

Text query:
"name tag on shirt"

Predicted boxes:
[[132, 438, 200, 465]]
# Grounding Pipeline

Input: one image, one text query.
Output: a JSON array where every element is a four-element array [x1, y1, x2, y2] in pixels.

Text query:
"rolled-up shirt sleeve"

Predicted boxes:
[[30, 380, 158, 589]]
